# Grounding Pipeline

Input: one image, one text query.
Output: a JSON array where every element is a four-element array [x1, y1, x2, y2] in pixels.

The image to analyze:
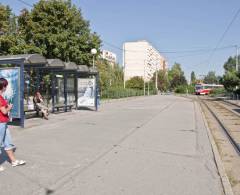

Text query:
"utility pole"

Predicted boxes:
[[144, 60, 146, 95], [236, 45, 239, 72], [123, 43, 126, 88], [155, 62, 158, 91], [148, 81, 150, 96]]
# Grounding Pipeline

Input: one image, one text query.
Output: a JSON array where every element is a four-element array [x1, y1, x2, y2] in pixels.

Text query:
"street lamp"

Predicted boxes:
[[144, 60, 146, 95], [155, 61, 158, 91], [91, 48, 97, 69], [235, 45, 239, 72]]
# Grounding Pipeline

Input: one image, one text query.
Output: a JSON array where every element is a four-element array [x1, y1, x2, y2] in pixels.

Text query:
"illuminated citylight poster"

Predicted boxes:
[[0, 68, 20, 118], [77, 78, 95, 107]]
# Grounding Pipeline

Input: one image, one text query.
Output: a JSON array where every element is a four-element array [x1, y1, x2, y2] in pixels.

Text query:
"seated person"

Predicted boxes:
[[33, 91, 49, 120]]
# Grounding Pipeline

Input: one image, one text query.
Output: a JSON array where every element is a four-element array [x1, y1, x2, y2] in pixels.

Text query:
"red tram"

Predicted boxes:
[[195, 83, 223, 95]]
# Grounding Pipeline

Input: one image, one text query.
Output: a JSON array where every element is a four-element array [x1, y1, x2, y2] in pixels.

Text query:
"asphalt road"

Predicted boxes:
[[0, 95, 223, 195]]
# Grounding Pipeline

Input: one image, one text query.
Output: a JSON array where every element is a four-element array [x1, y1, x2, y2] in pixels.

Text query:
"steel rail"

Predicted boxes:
[[198, 97, 240, 156]]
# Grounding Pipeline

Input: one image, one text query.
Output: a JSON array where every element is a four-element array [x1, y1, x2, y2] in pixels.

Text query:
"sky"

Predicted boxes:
[[1, 0, 240, 81]]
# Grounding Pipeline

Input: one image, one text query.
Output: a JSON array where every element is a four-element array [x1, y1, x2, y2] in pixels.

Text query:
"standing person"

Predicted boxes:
[[0, 78, 26, 171], [33, 91, 49, 120]]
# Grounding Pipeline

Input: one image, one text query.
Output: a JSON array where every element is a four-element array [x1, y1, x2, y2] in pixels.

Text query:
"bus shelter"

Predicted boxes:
[[0, 54, 47, 127]]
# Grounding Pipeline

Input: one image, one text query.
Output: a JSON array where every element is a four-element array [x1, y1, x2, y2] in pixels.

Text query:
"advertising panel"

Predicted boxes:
[[0, 68, 20, 118], [77, 78, 95, 107]]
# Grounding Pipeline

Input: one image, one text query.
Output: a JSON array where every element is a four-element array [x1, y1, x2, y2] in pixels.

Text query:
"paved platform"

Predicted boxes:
[[225, 99, 240, 107], [0, 95, 223, 195]]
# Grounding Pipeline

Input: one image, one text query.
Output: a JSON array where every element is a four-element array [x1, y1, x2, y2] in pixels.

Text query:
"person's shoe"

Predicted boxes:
[[43, 115, 49, 120], [0, 166, 5, 172], [12, 160, 26, 167]]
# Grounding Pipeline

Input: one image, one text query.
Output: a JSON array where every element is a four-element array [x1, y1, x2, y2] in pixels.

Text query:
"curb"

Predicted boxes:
[[224, 100, 240, 108], [197, 101, 234, 195]]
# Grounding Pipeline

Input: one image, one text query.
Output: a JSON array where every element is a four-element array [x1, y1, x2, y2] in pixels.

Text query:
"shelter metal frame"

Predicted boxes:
[[0, 57, 25, 127]]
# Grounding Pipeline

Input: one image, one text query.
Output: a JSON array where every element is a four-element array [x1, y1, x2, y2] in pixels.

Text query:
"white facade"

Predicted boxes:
[[123, 40, 167, 84], [101, 50, 117, 66]]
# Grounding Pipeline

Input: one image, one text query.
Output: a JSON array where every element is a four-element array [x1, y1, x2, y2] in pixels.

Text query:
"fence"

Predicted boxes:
[[101, 88, 157, 99]]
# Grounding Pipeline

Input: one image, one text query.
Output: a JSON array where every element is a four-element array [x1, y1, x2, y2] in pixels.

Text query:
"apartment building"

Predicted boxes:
[[100, 50, 117, 67], [123, 40, 167, 85]]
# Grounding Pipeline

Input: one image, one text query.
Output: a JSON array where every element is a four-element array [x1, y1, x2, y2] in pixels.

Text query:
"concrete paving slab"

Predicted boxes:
[[0, 95, 223, 195]]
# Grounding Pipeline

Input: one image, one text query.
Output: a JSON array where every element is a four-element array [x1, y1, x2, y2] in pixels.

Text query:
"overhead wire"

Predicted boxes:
[[103, 40, 236, 54], [16, 0, 34, 8], [15, 0, 240, 70], [206, 7, 240, 67]]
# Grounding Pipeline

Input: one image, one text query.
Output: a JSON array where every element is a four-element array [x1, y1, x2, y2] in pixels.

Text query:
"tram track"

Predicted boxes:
[[197, 96, 240, 155], [180, 95, 240, 194]]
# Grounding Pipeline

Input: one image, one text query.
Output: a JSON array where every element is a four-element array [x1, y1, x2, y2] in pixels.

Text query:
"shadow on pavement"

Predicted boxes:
[[233, 109, 240, 114], [0, 148, 11, 164]]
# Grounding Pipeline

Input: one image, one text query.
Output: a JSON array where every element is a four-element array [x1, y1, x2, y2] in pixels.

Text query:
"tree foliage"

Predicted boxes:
[[168, 63, 187, 89], [151, 70, 169, 91], [0, 4, 14, 34], [96, 59, 123, 92], [16, 0, 101, 64], [125, 76, 144, 90], [222, 55, 240, 92], [0, 4, 21, 55], [222, 70, 240, 91], [223, 56, 238, 72], [203, 71, 218, 84], [190, 71, 196, 84], [0, 1, 101, 65]]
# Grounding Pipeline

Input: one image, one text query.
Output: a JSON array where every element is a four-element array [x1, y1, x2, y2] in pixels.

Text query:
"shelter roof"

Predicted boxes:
[[64, 62, 77, 70], [77, 65, 89, 72], [46, 59, 65, 68], [0, 54, 47, 65]]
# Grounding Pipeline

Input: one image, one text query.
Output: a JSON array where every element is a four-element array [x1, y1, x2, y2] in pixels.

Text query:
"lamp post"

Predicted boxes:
[[91, 48, 97, 69], [235, 45, 239, 72], [155, 61, 158, 91], [148, 81, 150, 96], [144, 60, 146, 96]]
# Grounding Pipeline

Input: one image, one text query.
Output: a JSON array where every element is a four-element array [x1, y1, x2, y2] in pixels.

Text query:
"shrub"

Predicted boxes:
[[174, 85, 187, 94], [210, 88, 227, 97], [101, 87, 157, 99]]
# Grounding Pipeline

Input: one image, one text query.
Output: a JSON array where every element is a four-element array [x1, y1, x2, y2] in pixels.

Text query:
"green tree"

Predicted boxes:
[[203, 71, 218, 84], [222, 55, 240, 91], [222, 70, 240, 91], [95, 58, 123, 91], [168, 63, 187, 89], [223, 56, 238, 72], [96, 59, 112, 91], [190, 71, 196, 84], [17, 0, 101, 64], [0, 4, 22, 55], [125, 76, 144, 90], [151, 70, 169, 91], [111, 64, 124, 87], [0, 4, 12, 34]]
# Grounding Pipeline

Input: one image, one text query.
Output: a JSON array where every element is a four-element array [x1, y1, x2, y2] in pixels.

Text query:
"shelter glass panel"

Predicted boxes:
[[56, 77, 65, 105], [67, 77, 75, 105]]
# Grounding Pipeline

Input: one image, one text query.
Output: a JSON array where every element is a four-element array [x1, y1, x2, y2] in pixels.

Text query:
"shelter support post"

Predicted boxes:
[[20, 63, 24, 128], [51, 73, 55, 113], [95, 73, 99, 111], [74, 74, 78, 109], [64, 72, 67, 112]]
